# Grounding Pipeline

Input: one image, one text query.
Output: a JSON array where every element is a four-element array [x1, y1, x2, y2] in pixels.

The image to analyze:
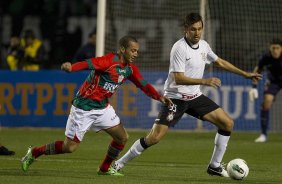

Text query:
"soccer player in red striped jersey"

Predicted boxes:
[[21, 35, 173, 176]]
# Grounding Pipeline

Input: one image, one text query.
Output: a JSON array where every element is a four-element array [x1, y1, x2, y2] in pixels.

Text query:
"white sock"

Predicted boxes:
[[116, 139, 146, 166], [209, 132, 230, 168]]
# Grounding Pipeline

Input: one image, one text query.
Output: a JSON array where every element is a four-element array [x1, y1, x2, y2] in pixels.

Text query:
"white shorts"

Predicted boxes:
[[65, 105, 120, 142]]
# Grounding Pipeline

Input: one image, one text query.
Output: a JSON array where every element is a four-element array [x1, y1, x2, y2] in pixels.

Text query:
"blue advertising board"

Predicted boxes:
[[0, 70, 263, 130]]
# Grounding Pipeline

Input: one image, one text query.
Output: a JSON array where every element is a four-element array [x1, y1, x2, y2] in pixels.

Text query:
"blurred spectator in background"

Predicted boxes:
[[20, 29, 46, 71], [6, 36, 24, 70], [0, 144, 15, 156], [249, 38, 282, 143], [73, 31, 96, 61]]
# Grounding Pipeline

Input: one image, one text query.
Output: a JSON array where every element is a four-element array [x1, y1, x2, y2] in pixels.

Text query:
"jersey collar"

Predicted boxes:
[[184, 37, 199, 50], [114, 53, 128, 67]]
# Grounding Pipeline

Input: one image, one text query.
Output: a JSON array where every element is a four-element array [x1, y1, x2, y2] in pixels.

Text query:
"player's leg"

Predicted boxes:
[[202, 108, 233, 177], [255, 94, 274, 142], [114, 102, 182, 171], [98, 123, 128, 175], [261, 94, 275, 135], [114, 123, 169, 171], [92, 105, 125, 176], [188, 95, 232, 177], [32, 137, 79, 158], [21, 105, 90, 172], [255, 82, 280, 142], [21, 137, 80, 172]]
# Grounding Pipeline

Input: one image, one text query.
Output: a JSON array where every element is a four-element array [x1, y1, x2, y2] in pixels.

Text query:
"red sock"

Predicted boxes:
[[99, 140, 125, 172], [54, 141, 64, 154], [32, 141, 64, 158], [32, 145, 46, 158]]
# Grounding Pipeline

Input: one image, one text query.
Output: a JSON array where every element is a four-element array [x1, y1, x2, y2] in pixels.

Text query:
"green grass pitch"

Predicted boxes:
[[0, 128, 282, 184]]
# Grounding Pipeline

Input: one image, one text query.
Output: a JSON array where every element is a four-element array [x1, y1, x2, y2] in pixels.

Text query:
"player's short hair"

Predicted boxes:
[[270, 38, 282, 46], [119, 36, 138, 49], [183, 13, 204, 28]]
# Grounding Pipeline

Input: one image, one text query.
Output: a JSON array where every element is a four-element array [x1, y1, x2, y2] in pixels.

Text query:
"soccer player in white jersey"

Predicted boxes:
[[113, 13, 262, 177]]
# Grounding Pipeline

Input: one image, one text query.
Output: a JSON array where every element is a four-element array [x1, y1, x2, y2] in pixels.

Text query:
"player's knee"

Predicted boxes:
[[146, 135, 161, 145], [115, 133, 129, 145], [68, 146, 78, 153], [68, 147, 77, 153], [224, 118, 234, 131], [121, 133, 129, 144], [261, 104, 271, 111], [64, 144, 79, 153]]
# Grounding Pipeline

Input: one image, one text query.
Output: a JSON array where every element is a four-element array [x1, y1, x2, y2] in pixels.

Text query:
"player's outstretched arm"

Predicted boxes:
[[214, 58, 262, 81], [251, 66, 263, 86], [244, 72, 262, 81], [248, 66, 262, 102], [128, 64, 170, 103], [174, 72, 221, 88], [61, 61, 90, 72]]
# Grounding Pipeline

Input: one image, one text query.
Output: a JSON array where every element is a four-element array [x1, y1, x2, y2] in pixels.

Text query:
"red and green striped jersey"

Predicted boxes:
[[70, 53, 161, 110]]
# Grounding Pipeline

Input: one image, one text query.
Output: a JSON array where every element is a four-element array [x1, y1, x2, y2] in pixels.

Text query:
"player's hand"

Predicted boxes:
[[61, 62, 72, 72], [203, 77, 221, 88], [248, 88, 258, 102], [244, 72, 262, 82], [160, 96, 173, 107]]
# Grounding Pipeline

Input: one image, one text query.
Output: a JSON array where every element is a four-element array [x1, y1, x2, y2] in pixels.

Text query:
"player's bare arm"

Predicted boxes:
[[202, 77, 221, 88], [173, 72, 221, 88], [214, 58, 262, 81], [251, 66, 262, 85], [61, 62, 72, 72], [248, 64, 261, 102]]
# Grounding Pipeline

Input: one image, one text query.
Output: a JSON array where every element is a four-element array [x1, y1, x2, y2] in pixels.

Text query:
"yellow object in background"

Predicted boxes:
[[7, 55, 18, 70]]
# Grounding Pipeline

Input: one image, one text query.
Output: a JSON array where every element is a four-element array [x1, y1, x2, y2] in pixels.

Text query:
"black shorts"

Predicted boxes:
[[264, 80, 282, 96], [155, 95, 219, 127]]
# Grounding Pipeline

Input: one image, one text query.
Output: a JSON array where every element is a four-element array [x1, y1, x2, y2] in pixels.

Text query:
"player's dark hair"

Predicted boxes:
[[270, 38, 282, 46], [183, 13, 203, 28], [119, 35, 138, 49]]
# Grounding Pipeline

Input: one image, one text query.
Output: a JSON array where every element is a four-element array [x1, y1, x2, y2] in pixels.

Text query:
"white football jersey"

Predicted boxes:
[[164, 37, 218, 100]]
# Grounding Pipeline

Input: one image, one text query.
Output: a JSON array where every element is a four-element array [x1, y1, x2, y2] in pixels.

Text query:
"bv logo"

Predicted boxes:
[[103, 82, 119, 92]]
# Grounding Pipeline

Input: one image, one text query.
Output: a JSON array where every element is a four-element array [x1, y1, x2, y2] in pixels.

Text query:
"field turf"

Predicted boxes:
[[0, 128, 281, 184]]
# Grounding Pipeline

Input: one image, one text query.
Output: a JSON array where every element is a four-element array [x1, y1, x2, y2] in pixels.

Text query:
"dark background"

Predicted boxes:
[[0, 0, 281, 70]]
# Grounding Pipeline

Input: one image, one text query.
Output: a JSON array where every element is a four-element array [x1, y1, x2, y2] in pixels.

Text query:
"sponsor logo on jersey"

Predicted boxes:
[[103, 82, 119, 92]]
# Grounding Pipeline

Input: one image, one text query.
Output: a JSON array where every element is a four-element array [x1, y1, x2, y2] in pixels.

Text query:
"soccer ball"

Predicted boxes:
[[227, 158, 249, 180]]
